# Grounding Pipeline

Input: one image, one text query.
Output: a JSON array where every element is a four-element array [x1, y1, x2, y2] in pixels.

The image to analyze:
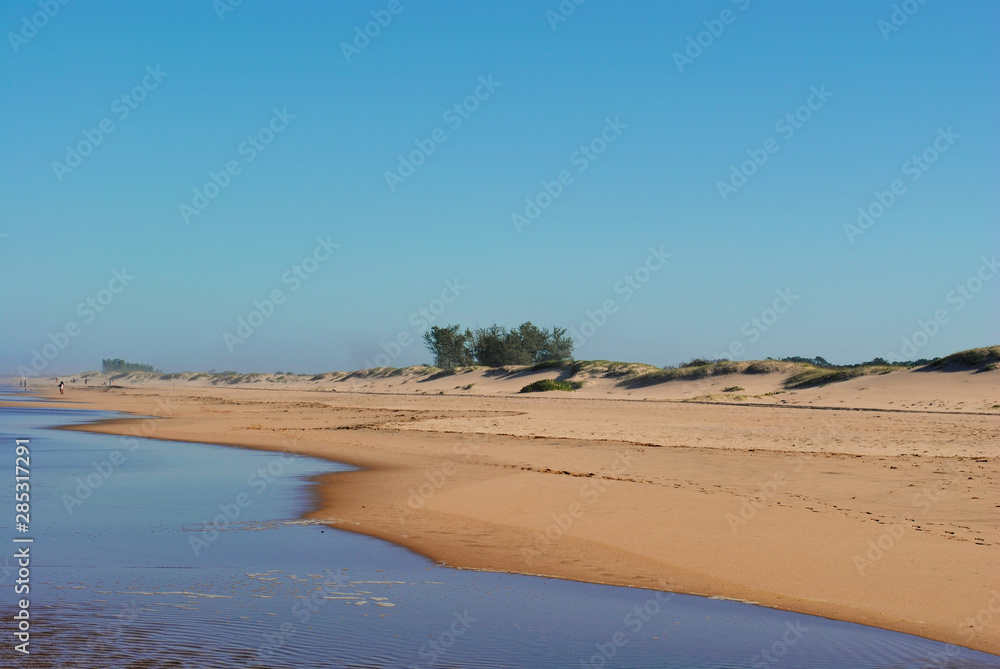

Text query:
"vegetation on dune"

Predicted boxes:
[[568, 360, 661, 378], [93, 346, 996, 391], [684, 393, 748, 402], [343, 366, 407, 379], [922, 346, 1000, 371], [424, 368, 458, 381], [619, 360, 790, 388], [210, 372, 248, 385], [613, 356, 915, 390], [525, 359, 568, 372], [744, 360, 787, 374], [520, 359, 660, 379], [777, 355, 929, 368], [782, 364, 895, 389], [519, 379, 580, 393]]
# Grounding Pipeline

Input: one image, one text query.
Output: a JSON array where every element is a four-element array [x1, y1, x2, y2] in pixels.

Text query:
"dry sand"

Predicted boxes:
[[8, 365, 999, 654]]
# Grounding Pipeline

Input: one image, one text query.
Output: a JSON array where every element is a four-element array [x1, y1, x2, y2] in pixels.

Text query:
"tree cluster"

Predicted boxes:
[[101, 358, 160, 374], [423, 323, 574, 369]]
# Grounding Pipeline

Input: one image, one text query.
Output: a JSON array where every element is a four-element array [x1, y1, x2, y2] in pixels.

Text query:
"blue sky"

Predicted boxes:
[[2, 0, 997, 375]]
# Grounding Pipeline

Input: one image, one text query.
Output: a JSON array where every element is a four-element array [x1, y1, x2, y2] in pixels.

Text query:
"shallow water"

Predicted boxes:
[[1, 391, 997, 668]]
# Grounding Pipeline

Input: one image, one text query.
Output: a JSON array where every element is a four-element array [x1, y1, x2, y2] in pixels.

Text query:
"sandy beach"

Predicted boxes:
[[11, 363, 999, 655]]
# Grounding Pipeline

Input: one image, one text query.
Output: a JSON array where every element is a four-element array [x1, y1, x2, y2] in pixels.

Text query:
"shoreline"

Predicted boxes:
[[10, 382, 999, 656]]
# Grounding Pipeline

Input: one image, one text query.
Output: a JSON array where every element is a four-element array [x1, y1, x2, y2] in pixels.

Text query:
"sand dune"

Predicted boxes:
[[7, 358, 999, 654], [36, 354, 1000, 412]]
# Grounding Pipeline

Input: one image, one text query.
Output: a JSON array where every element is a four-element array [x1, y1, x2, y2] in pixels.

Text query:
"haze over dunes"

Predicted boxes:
[[34, 346, 999, 415]]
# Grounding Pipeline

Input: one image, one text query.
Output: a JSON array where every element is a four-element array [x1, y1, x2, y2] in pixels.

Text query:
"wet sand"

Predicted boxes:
[[16, 371, 1000, 656]]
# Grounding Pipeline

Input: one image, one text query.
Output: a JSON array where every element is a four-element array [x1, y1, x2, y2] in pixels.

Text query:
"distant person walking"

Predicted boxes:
[[59, 380, 65, 394]]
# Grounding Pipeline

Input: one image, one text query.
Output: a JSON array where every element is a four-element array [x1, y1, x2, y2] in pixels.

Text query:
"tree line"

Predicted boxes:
[[423, 323, 574, 369], [776, 355, 933, 368], [101, 358, 161, 374]]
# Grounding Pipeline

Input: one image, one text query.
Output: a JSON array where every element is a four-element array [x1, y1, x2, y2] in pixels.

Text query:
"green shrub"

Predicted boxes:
[[722, 386, 744, 392], [425, 369, 457, 381], [520, 379, 579, 393], [783, 365, 895, 389], [744, 361, 781, 374], [527, 360, 569, 372]]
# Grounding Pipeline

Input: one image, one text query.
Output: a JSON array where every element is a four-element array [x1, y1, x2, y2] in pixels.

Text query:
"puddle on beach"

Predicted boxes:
[[1, 391, 997, 668]]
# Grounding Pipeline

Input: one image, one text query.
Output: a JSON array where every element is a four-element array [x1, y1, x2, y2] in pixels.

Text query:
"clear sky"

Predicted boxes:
[[2, 1, 997, 375]]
